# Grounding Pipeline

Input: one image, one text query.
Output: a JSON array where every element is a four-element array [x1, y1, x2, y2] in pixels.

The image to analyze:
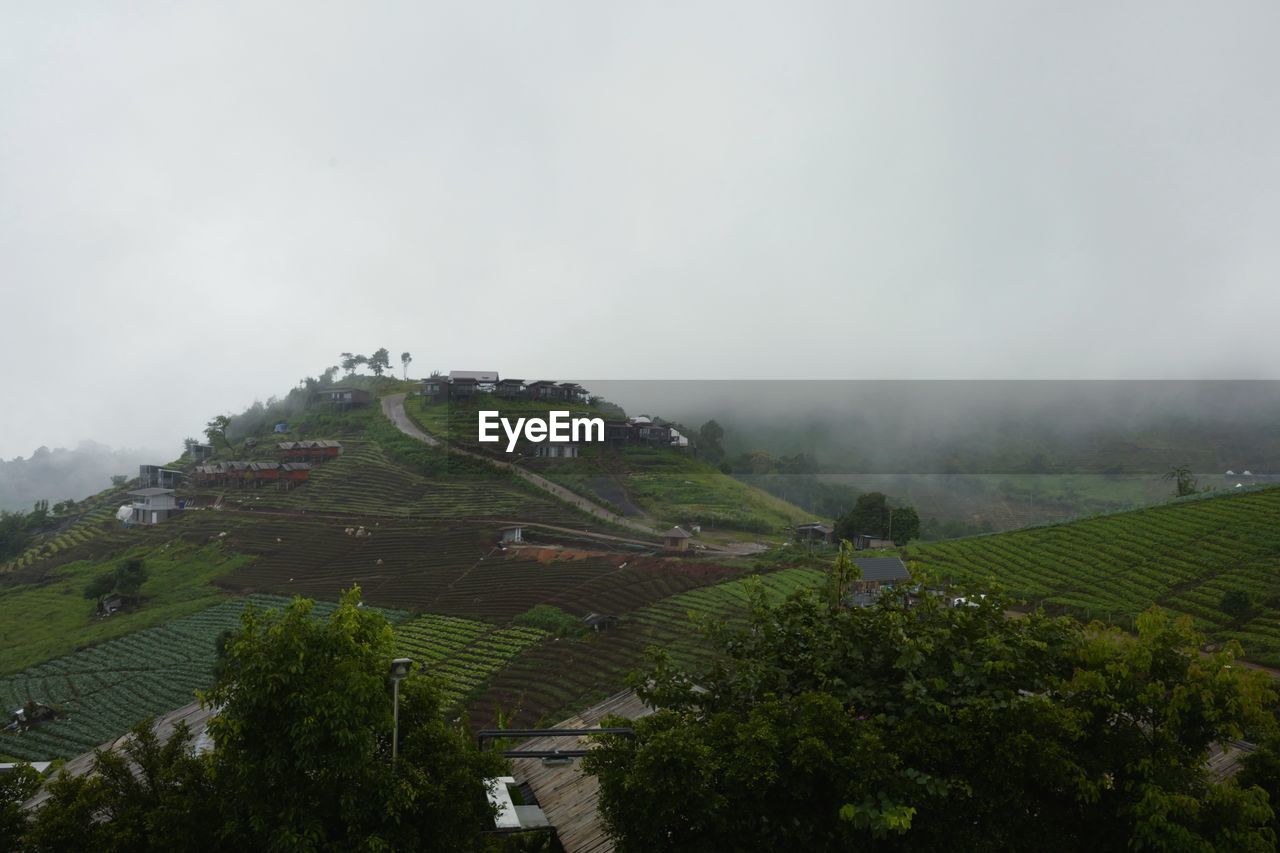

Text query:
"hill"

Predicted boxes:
[[0, 375, 824, 758], [0, 442, 156, 512], [904, 486, 1280, 663], [406, 394, 814, 534]]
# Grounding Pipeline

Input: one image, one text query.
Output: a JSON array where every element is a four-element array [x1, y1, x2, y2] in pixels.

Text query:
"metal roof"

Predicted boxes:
[[853, 556, 911, 583], [661, 527, 691, 539], [450, 370, 499, 382], [127, 488, 174, 497]]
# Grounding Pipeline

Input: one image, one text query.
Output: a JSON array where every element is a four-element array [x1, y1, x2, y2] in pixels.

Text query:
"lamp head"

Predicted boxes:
[[389, 658, 414, 682]]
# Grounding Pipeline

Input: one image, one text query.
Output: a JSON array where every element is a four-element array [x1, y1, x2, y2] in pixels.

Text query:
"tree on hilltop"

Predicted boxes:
[[401, 351, 413, 379], [1163, 464, 1199, 497], [204, 415, 232, 450], [369, 348, 391, 377]]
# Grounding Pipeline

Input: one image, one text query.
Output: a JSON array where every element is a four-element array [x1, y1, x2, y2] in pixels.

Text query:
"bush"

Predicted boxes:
[[514, 604, 584, 636]]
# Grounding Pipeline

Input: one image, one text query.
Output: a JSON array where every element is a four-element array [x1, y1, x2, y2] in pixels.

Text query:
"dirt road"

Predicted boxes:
[[380, 393, 657, 536]]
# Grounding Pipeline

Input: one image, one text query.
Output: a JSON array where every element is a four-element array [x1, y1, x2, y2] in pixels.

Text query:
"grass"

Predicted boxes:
[[0, 542, 252, 675]]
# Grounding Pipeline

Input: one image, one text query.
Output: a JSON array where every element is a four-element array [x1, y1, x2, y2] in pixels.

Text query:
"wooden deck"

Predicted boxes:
[[509, 690, 652, 853]]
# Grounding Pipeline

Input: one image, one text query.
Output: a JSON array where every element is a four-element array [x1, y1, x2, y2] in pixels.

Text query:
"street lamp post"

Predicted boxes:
[[389, 657, 413, 767]]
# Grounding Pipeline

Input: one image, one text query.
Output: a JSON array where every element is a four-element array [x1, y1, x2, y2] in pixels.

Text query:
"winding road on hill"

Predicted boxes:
[[381, 393, 658, 536]]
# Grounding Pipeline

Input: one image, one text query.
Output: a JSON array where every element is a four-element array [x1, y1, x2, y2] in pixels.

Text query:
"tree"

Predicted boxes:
[[835, 492, 889, 540], [200, 588, 502, 850], [401, 351, 413, 380], [0, 510, 31, 561], [698, 420, 725, 465], [204, 415, 232, 450], [890, 506, 920, 545], [109, 474, 129, 488], [1163, 464, 1199, 498], [369, 347, 391, 377], [826, 540, 861, 610], [340, 352, 357, 374], [585, 570, 1277, 851], [20, 719, 220, 852], [1222, 589, 1255, 622], [84, 558, 149, 605], [0, 762, 41, 850]]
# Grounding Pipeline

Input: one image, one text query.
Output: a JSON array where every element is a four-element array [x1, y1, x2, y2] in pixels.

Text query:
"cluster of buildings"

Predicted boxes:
[[421, 371, 590, 405], [191, 441, 344, 488], [424, 370, 690, 453]]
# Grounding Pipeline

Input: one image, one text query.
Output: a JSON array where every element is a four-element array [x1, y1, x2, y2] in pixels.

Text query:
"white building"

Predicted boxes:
[[127, 488, 180, 525]]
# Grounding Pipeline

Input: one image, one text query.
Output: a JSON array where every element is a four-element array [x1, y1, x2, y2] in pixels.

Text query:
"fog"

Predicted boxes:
[[3, 2, 1279, 462]]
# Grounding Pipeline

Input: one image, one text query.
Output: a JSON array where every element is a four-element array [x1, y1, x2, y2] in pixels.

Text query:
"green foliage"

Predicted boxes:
[[204, 415, 232, 450], [1164, 464, 1199, 498], [20, 719, 219, 852], [697, 420, 725, 465], [835, 491, 891, 539], [84, 557, 149, 602], [0, 510, 32, 562], [200, 588, 503, 850], [1222, 589, 1255, 622], [0, 762, 41, 850], [513, 604, 584, 637], [13, 593, 503, 850], [369, 347, 391, 377], [586, 575, 1278, 851], [109, 474, 128, 487], [400, 351, 413, 379]]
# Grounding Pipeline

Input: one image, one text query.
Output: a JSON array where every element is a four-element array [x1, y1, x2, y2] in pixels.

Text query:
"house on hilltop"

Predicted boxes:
[[313, 387, 373, 409]]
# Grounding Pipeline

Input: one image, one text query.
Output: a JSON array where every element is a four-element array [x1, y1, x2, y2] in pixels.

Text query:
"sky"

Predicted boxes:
[[2, 1, 1278, 459]]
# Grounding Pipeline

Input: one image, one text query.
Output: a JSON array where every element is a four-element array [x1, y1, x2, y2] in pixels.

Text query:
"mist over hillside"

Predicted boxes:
[[595, 380, 1280, 475], [0, 442, 159, 512]]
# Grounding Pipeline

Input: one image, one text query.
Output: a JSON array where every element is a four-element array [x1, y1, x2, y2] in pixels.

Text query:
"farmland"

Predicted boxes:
[[395, 614, 546, 707], [468, 566, 824, 727], [905, 486, 1280, 662], [0, 594, 399, 761]]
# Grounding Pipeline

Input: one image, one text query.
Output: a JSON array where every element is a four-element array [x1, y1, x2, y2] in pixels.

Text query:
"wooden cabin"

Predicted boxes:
[[661, 526, 692, 552]]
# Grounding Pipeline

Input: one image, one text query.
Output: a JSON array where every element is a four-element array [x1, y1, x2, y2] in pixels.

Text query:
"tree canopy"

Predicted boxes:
[[585, 580, 1277, 852], [12, 590, 505, 851]]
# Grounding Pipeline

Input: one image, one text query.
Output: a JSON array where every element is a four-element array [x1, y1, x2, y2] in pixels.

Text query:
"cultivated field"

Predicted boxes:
[[905, 487, 1280, 661]]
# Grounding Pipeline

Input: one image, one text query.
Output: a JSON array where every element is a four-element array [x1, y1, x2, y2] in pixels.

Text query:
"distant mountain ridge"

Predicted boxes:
[[0, 441, 159, 511]]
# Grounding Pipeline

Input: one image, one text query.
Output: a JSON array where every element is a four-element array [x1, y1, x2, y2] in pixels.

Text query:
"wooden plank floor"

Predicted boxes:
[[509, 690, 652, 853]]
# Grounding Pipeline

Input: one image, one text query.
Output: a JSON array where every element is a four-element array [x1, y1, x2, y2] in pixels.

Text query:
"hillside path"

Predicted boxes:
[[381, 393, 657, 536]]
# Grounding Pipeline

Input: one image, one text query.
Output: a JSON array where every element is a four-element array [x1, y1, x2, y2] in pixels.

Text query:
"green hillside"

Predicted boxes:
[[904, 486, 1280, 662], [0, 377, 829, 759], [408, 395, 814, 533]]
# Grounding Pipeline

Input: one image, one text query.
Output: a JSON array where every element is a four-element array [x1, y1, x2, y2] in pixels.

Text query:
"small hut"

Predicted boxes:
[[661, 526, 691, 552]]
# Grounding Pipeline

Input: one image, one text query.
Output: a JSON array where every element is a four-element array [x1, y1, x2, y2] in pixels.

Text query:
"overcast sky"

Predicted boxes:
[[2, 1, 1278, 459]]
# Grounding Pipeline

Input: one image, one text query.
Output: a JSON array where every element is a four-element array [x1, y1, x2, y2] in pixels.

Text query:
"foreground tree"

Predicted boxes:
[[0, 764, 41, 851], [586, 581, 1276, 851], [202, 589, 502, 850], [21, 719, 219, 852], [15, 591, 503, 851]]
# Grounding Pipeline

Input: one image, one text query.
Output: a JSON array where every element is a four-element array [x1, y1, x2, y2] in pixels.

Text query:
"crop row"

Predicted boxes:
[[0, 595, 404, 761]]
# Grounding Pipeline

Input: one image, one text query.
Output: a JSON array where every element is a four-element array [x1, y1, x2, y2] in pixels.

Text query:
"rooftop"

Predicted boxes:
[[127, 488, 175, 497], [661, 526, 691, 539], [852, 556, 911, 583]]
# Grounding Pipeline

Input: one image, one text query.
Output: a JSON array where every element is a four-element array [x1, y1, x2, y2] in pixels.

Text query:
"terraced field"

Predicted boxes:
[[905, 487, 1280, 661], [0, 595, 406, 761], [257, 441, 586, 525], [200, 511, 735, 618], [395, 614, 546, 707], [469, 567, 824, 727]]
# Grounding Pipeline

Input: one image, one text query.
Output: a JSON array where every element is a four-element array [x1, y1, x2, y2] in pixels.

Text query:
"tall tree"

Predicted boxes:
[[890, 505, 920, 545], [835, 492, 890, 540], [369, 347, 391, 377], [401, 351, 413, 379], [698, 420, 725, 464], [204, 415, 232, 450]]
